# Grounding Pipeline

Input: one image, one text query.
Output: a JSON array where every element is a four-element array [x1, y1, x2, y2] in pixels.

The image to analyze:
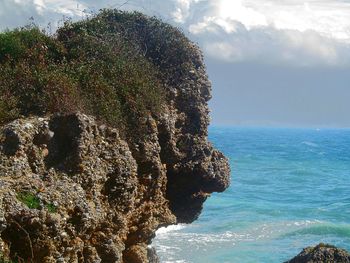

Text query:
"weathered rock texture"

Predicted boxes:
[[285, 244, 350, 263], [0, 33, 230, 262]]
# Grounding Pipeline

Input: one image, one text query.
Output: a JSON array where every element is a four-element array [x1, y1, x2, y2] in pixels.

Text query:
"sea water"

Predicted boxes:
[[152, 127, 350, 263]]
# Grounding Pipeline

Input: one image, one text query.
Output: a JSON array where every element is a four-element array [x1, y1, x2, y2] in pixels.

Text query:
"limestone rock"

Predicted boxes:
[[286, 244, 350, 263], [0, 59, 230, 263], [0, 12, 230, 262]]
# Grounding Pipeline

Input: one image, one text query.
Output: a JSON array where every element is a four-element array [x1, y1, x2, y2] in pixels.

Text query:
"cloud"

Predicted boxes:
[[39, 0, 86, 16], [0, 0, 40, 29], [0, 1, 179, 30], [1, 0, 350, 66], [185, 0, 350, 66], [214, 0, 268, 29], [172, 0, 193, 23], [190, 18, 350, 67], [0, 0, 87, 31], [198, 0, 350, 42], [250, 0, 350, 41]]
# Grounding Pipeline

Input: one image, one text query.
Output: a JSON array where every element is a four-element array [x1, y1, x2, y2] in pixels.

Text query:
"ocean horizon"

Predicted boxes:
[[153, 126, 350, 262]]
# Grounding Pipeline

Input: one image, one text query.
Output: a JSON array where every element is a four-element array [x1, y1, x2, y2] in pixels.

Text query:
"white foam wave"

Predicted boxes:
[[154, 220, 323, 252], [156, 224, 187, 235], [153, 220, 324, 262]]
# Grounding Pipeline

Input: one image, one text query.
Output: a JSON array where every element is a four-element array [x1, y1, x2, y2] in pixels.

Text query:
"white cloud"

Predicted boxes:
[[41, 0, 86, 16], [189, 16, 240, 34], [190, 0, 350, 42], [199, 21, 350, 66], [0, 0, 87, 30], [1, 0, 350, 66], [216, 0, 268, 29], [254, 0, 350, 41], [172, 0, 193, 23], [185, 0, 350, 66]]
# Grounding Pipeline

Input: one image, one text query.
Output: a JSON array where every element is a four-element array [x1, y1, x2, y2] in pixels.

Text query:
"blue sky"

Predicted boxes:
[[1, 0, 350, 127]]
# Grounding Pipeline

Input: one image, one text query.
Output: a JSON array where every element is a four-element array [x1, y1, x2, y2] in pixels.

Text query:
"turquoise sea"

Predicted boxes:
[[153, 127, 350, 263]]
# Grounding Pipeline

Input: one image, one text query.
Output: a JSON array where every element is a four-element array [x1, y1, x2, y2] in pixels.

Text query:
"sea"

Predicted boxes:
[[152, 127, 350, 263]]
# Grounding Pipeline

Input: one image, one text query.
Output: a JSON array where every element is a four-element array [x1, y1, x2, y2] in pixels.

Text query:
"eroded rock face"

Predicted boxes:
[[285, 244, 350, 263], [0, 111, 229, 262], [155, 42, 230, 223], [0, 113, 175, 262], [0, 18, 230, 262], [0, 59, 230, 263]]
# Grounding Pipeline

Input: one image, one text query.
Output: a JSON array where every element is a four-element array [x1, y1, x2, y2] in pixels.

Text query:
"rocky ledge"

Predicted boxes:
[[0, 15, 230, 263], [286, 243, 350, 263], [0, 111, 229, 263]]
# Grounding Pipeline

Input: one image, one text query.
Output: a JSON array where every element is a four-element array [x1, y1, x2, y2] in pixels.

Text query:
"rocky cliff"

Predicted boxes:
[[0, 10, 230, 263]]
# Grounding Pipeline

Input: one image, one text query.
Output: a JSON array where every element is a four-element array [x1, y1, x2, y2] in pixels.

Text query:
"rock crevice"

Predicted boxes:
[[0, 42, 230, 263], [0, 10, 230, 262]]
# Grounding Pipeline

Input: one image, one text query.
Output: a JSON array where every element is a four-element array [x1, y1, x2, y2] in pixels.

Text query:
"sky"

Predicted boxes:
[[1, 0, 350, 127]]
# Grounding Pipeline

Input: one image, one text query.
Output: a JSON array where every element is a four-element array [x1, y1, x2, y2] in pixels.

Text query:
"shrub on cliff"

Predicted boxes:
[[58, 9, 203, 84], [0, 9, 200, 131]]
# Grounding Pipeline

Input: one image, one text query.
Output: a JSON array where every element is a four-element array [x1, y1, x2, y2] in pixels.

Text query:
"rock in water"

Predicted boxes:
[[285, 243, 350, 263]]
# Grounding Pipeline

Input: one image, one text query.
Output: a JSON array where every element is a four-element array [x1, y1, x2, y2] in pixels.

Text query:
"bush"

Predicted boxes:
[[0, 27, 64, 64], [0, 93, 19, 125], [0, 27, 78, 119], [0, 9, 198, 134]]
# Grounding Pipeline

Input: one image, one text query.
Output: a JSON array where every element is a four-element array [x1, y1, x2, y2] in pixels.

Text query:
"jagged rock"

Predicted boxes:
[[285, 243, 350, 263], [0, 11, 230, 262], [0, 42, 230, 263], [0, 109, 229, 262]]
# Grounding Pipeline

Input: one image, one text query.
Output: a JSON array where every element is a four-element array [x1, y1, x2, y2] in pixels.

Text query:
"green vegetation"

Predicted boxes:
[[46, 203, 57, 213], [17, 193, 57, 212], [16, 192, 40, 209], [0, 9, 197, 134], [0, 9, 202, 137]]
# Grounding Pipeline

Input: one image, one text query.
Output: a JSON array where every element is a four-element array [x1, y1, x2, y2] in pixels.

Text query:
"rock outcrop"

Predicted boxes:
[[285, 244, 350, 263], [0, 18, 230, 262]]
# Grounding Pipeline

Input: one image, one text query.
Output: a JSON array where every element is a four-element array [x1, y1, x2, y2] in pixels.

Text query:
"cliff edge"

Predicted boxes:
[[0, 10, 230, 263]]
